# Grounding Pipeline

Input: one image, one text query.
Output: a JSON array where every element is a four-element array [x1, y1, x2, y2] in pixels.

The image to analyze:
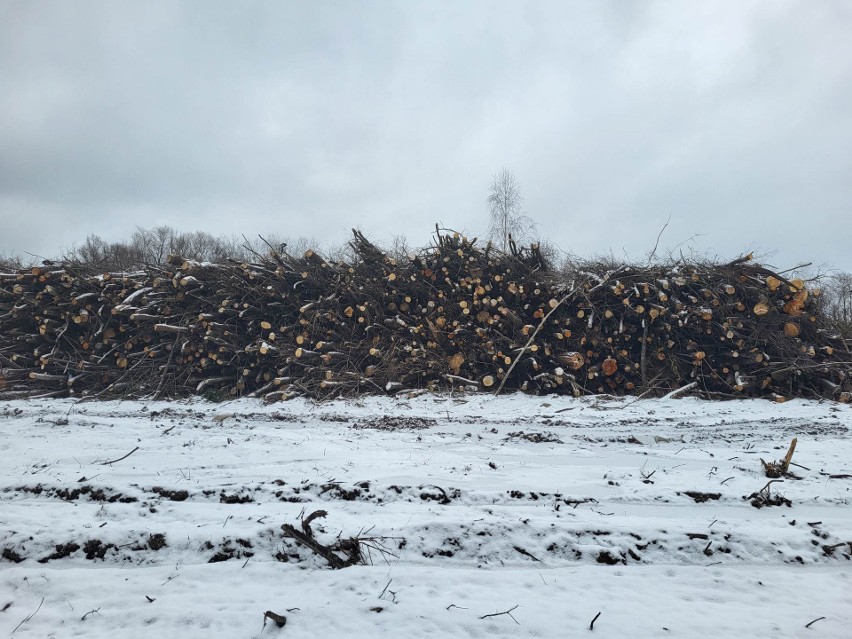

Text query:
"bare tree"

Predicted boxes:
[[487, 168, 533, 252], [824, 272, 852, 337], [329, 241, 360, 263], [210, 234, 247, 262], [131, 226, 174, 265], [67, 234, 111, 266], [0, 251, 24, 270], [285, 236, 323, 257], [388, 234, 412, 261]]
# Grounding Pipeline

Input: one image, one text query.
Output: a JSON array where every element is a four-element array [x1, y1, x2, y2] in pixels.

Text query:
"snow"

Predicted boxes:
[[1, 394, 851, 638]]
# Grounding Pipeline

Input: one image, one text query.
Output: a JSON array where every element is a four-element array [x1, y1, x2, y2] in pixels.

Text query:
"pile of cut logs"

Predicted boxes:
[[1, 228, 850, 401]]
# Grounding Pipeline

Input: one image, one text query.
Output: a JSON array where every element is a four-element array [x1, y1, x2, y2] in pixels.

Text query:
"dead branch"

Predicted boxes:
[[100, 446, 140, 465], [281, 510, 361, 569], [11, 597, 44, 635], [479, 604, 520, 624], [589, 611, 602, 631], [263, 610, 287, 628], [805, 616, 825, 629]]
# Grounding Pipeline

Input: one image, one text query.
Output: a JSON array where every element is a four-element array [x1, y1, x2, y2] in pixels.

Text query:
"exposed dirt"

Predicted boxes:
[[147, 533, 167, 551], [151, 487, 189, 501], [505, 431, 563, 444], [206, 538, 254, 563], [682, 491, 722, 503], [38, 542, 81, 563], [747, 492, 793, 509], [7, 484, 137, 503], [219, 492, 254, 504], [2, 548, 24, 563], [352, 416, 437, 431]]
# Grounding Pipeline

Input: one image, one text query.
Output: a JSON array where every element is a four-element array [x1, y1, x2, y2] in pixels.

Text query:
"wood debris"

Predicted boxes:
[[1, 228, 850, 400]]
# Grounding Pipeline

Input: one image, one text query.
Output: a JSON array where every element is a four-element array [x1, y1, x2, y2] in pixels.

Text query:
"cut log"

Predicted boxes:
[[556, 352, 584, 370], [752, 301, 770, 316]]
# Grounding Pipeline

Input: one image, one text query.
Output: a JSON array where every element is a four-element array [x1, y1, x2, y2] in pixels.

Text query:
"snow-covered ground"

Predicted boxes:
[[1, 394, 851, 638]]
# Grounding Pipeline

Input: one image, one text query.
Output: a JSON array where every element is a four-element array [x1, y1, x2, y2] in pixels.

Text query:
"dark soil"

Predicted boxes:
[[83, 539, 117, 560], [9, 484, 137, 503], [506, 431, 563, 444], [148, 534, 167, 551], [352, 416, 437, 431], [220, 492, 254, 504], [747, 493, 792, 508], [208, 539, 254, 563], [682, 491, 722, 503], [2, 548, 24, 563], [596, 550, 624, 565], [151, 487, 189, 501], [38, 542, 81, 563]]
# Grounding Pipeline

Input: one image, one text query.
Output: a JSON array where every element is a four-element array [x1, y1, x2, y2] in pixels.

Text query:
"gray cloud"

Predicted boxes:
[[1, 0, 850, 269]]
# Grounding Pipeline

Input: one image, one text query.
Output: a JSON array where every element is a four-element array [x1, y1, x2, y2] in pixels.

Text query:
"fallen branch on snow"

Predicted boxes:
[[100, 446, 140, 465], [479, 604, 520, 624]]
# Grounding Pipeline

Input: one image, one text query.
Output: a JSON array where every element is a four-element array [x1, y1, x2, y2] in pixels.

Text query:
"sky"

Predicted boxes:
[[1, 0, 851, 270]]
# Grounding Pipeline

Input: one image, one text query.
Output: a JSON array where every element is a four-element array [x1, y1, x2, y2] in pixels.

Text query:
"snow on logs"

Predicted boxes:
[[0, 229, 850, 401]]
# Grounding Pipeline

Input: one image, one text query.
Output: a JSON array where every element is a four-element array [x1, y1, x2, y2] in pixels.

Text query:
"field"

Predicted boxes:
[[1, 394, 851, 638]]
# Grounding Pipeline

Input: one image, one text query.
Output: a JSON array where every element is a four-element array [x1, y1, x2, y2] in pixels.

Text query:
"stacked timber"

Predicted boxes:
[[1, 228, 850, 402]]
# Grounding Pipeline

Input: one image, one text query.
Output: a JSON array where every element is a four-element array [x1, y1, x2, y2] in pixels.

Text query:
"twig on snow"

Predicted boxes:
[[589, 611, 602, 630], [11, 597, 44, 634], [479, 604, 520, 624], [513, 546, 541, 562], [100, 446, 139, 465], [805, 616, 826, 628]]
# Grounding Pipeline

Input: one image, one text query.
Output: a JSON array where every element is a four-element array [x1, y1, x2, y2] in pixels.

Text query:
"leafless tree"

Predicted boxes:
[[67, 234, 113, 266], [324, 241, 353, 263], [487, 168, 534, 252], [285, 236, 323, 257], [823, 272, 852, 337], [61, 226, 261, 269], [0, 251, 24, 270], [212, 234, 248, 262], [388, 234, 412, 261], [129, 226, 173, 265]]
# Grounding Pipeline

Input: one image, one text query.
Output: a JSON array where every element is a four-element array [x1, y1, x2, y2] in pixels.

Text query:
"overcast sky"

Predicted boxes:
[[1, 0, 850, 269]]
